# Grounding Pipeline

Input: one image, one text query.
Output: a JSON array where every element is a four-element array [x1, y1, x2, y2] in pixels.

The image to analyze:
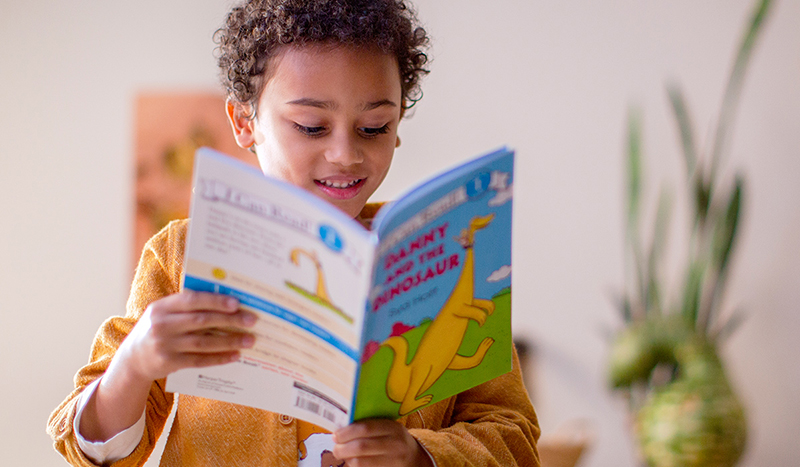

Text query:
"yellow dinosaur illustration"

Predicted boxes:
[[381, 214, 497, 416], [290, 248, 331, 303], [287, 247, 355, 324]]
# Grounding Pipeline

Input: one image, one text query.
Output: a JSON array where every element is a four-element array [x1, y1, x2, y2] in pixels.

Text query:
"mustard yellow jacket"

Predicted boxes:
[[48, 217, 540, 467]]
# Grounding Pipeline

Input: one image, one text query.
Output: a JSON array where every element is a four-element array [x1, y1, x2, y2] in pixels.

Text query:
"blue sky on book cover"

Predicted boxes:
[[363, 148, 514, 347]]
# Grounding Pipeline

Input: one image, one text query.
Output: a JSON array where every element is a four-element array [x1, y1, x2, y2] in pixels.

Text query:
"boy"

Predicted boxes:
[[48, 1, 540, 465]]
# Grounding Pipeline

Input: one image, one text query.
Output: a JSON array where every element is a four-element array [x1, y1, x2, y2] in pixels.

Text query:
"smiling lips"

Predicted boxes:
[[314, 177, 366, 199]]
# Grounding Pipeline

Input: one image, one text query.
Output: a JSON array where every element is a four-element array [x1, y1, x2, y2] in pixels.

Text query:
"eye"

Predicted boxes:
[[293, 123, 327, 137], [359, 124, 391, 138]]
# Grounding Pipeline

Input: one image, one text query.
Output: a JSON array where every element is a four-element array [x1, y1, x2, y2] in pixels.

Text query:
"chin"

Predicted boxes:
[[333, 199, 367, 219]]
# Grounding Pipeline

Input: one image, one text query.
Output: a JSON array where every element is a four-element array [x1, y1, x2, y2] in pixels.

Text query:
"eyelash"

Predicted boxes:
[[360, 124, 390, 137], [292, 123, 391, 138], [293, 123, 327, 137]]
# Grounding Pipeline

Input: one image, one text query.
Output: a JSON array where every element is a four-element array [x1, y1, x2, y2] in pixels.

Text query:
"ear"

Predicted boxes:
[[226, 99, 257, 149]]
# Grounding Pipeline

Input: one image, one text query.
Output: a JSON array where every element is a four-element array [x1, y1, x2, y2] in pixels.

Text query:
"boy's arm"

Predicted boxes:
[[47, 221, 184, 466], [73, 378, 146, 464], [46, 316, 175, 467]]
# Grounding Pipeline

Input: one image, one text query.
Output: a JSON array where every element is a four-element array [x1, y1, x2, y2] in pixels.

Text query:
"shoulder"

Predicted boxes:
[[140, 219, 190, 267], [128, 219, 190, 310], [146, 218, 190, 252]]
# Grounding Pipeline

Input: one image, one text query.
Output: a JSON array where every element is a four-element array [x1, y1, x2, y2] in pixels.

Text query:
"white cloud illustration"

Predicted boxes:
[[487, 265, 511, 282], [488, 183, 513, 207]]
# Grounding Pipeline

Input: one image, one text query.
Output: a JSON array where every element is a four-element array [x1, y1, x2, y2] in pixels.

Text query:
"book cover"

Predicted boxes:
[[354, 149, 514, 420], [166, 146, 514, 430]]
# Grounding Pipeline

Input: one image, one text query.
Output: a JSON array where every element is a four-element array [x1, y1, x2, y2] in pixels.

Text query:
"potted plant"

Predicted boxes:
[[607, 1, 772, 466]]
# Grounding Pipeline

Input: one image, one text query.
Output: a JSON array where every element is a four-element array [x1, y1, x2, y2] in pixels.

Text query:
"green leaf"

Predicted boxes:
[[710, 0, 772, 170], [667, 84, 698, 177], [645, 187, 672, 316], [625, 108, 647, 313], [626, 108, 643, 232], [607, 289, 634, 324], [694, 169, 711, 226], [698, 176, 744, 333], [713, 308, 747, 344], [621, 294, 633, 324], [681, 260, 704, 325], [714, 176, 744, 275], [645, 277, 661, 318]]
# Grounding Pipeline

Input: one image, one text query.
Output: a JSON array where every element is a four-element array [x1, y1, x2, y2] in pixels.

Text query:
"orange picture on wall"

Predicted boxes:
[[133, 92, 258, 268]]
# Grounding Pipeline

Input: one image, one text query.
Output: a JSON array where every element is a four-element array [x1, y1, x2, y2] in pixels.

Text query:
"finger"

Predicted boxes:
[[169, 350, 243, 370], [174, 330, 256, 354], [333, 437, 382, 460], [331, 455, 385, 467], [154, 291, 240, 315], [122, 330, 246, 380], [335, 434, 410, 459], [152, 308, 256, 335], [147, 351, 241, 378], [334, 419, 397, 443]]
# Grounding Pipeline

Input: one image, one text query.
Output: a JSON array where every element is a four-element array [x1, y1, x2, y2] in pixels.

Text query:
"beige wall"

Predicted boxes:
[[1, 1, 798, 465]]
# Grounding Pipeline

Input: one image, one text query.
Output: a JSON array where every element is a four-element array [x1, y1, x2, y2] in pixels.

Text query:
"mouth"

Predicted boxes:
[[317, 179, 363, 189], [314, 178, 366, 200]]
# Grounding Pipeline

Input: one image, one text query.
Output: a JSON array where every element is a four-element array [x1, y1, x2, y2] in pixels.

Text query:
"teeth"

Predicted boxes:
[[320, 179, 361, 188]]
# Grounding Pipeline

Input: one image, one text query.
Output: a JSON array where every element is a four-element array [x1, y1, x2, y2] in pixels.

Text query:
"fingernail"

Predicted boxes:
[[332, 427, 346, 442], [226, 297, 239, 309], [242, 313, 256, 326], [242, 334, 256, 348]]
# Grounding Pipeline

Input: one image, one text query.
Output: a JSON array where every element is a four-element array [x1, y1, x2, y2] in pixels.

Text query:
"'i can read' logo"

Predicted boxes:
[[318, 224, 344, 252], [466, 172, 491, 199]]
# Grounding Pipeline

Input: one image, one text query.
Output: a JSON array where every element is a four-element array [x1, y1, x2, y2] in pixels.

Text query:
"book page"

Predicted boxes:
[[166, 148, 375, 430]]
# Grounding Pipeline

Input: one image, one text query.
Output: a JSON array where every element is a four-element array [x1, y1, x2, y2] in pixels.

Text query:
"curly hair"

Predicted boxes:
[[216, 0, 430, 114]]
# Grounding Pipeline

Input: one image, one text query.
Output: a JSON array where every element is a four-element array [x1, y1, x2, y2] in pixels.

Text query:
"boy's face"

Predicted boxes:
[[228, 44, 403, 218]]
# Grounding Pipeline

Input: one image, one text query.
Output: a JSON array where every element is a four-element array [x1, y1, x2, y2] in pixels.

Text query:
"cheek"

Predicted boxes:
[[379, 155, 393, 179], [257, 149, 318, 187], [253, 127, 308, 182], [255, 145, 289, 180], [375, 146, 395, 176]]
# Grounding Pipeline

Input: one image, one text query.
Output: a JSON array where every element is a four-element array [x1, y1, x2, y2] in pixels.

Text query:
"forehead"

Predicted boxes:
[[260, 43, 402, 103]]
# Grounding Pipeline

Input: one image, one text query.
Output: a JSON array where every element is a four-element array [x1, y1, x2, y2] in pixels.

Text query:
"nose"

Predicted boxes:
[[324, 131, 364, 166]]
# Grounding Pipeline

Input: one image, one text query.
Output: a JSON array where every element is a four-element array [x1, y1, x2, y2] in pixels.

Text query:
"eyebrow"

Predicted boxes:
[[362, 99, 398, 111], [285, 98, 398, 111]]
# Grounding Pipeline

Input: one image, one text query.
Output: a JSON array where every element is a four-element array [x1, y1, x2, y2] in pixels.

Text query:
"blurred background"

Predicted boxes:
[[1, 0, 798, 465]]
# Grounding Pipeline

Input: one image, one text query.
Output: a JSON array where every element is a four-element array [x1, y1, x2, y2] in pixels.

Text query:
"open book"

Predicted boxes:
[[166, 146, 515, 431]]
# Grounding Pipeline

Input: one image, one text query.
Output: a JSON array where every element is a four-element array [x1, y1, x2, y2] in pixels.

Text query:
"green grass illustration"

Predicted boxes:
[[285, 281, 354, 324], [354, 291, 512, 420]]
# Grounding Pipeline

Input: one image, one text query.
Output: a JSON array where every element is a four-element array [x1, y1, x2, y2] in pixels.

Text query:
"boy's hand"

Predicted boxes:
[[332, 419, 433, 467], [83, 291, 256, 442], [118, 291, 257, 382]]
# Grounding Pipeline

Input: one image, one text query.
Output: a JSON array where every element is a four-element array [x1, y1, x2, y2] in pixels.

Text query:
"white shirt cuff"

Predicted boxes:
[[418, 441, 438, 467], [74, 378, 146, 464]]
